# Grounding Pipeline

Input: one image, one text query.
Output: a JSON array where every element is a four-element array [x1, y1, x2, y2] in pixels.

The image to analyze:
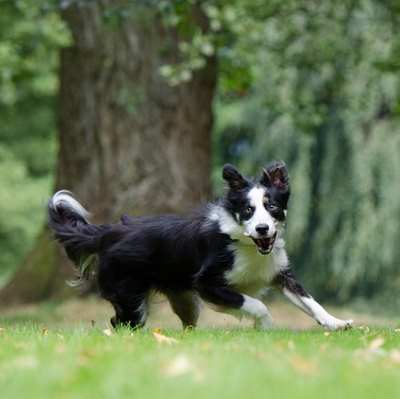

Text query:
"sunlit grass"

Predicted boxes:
[[0, 319, 399, 399]]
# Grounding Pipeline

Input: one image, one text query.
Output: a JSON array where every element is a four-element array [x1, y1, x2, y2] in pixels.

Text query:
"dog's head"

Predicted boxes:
[[222, 161, 290, 255]]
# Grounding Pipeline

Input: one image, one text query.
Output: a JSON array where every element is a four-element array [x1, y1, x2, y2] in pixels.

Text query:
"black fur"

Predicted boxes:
[[272, 269, 310, 298], [260, 161, 290, 221], [47, 199, 109, 265], [48, 163, 291, 329], [222, 163, 289, 224], [49, 205, 239, 328]]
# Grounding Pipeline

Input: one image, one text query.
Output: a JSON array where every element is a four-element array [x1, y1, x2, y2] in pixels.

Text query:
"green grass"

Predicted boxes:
[[0, 320, 399, 399]]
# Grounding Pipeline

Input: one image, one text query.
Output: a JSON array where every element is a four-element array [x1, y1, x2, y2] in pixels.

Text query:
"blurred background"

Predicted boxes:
[[1, 0, 400, 313]]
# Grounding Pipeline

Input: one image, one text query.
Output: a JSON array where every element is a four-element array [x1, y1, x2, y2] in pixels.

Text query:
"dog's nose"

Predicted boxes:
[[255, 224, 269, 236]]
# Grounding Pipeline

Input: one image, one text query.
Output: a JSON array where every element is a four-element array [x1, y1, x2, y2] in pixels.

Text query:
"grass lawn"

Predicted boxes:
[[0, 299, 399, 399]]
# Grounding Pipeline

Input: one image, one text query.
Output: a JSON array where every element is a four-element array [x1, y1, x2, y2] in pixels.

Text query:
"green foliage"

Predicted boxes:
[[0, 0, 69, 278], [1, 0, 400, 305], [0, 147, 52, 283], [214, 0, 400, 302]]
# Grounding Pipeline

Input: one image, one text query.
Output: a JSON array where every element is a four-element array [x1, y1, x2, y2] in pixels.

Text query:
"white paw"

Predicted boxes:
[[319, 316, 353, 331]]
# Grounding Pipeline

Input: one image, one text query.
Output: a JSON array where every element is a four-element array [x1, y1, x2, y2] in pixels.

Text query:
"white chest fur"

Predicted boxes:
[[225, 237, 289, 297]]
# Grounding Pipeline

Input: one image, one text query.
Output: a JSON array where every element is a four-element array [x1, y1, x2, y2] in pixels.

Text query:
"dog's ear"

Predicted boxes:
[[222, 164, 249, 191], [260, 160, 289, 192]]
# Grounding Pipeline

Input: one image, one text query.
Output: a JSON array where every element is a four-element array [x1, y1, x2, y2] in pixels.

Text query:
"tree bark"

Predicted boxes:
[[0, 1, 217, 305]]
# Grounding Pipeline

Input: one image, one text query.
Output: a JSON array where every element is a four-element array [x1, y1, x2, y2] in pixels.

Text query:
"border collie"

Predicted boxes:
[[48, 162, 353, 331]]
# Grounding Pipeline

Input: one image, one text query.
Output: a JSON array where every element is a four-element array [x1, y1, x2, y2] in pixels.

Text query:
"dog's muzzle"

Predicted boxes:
[[251, 232, 277, 255]]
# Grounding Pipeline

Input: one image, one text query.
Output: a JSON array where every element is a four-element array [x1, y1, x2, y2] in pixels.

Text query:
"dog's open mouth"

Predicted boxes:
[[251, 232, 277, 255]]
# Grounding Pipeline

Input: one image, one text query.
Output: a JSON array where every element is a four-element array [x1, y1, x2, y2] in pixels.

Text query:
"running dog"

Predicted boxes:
[[48, 162, 353, 330]]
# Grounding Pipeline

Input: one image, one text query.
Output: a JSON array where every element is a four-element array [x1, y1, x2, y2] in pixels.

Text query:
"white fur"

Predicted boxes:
[[137, 298, 149, 326], [52, 190, 89, 221], [282, 288, 353, 331], [208, 203, 288, 295], [241, 294, 273, 329], [225, 240, 286, 296], [208, 205, 242, 238], [301, 296, 353, 330], [245, 186, 276, 238], [207, 200, 352, 331], [272, 238, 289, 269]]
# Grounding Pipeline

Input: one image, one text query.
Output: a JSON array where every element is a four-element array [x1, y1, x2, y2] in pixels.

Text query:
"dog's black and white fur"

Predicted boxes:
[[48, 162, 353, 331]]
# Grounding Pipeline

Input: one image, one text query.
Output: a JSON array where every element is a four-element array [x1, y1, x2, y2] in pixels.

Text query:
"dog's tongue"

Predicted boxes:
[[255, 238, 270, 251], [251, 232, 277, 254]]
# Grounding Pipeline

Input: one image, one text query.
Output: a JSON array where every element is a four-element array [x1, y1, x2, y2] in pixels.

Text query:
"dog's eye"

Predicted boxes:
[[244, 206, 254, 217], [266, 204, 279, 212]]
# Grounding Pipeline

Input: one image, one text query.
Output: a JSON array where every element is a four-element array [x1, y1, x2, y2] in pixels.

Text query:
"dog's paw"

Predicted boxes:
[[320, 317, 353, 331]]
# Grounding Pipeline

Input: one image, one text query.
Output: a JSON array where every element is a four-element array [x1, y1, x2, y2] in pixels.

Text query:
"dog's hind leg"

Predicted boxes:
[[102, 278, 150, 329], [165, 291, 201, 329], [110, 294, 149, 329], [98, 258, 150, 329]]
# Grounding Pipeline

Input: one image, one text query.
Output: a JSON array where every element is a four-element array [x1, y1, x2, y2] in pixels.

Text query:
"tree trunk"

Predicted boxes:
[[0, 1, 217, 305]]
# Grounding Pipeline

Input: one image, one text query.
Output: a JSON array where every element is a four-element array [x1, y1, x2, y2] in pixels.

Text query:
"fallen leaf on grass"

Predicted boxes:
[[289, 355, 318, 376], [55, 344, 66, 354], [389, 350, 400, 364], [353, 336, 386, 362], [162, 355, 192, 377], [152, 330, 179, 345], [13, 356, 38, 369], [80, 349, 96, 359], [368, 337, 385, 351], [15, 342, 30, 350], [78, 349, 97, 366], [200, 342, 211, 351], [254, 351, 267, 360], [161, 354, 203, 381], [288, 340, 296, 350], [319, 344, 328, 352], [42, 328, 49, 336], [103, 328, 113, 337]]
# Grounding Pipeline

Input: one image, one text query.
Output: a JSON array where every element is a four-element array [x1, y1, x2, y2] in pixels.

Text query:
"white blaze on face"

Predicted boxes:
[[245, 186, 276, 238]]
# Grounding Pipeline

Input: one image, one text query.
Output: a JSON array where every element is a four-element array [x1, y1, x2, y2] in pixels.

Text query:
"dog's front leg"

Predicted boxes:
[[273, 269, 353, 331], [242, 294, 274, 330], [198, 286, 273, 330]]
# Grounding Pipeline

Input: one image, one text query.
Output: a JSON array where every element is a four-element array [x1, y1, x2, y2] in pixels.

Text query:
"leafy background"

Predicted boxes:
[[1, 0, 400, 306]]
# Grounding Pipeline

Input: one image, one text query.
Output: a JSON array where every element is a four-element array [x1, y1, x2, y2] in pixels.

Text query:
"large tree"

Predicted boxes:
[[0, 0, 217, 304]]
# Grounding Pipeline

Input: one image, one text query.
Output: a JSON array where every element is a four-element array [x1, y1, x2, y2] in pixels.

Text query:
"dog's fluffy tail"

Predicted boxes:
[[48, 190, 107, 287]]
